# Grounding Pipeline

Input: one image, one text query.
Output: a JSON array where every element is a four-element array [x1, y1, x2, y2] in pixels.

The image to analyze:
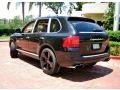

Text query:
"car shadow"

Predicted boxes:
[[55, 66, 113, 82], [18, 54, 113, 82], [18, 54, 41, 68]]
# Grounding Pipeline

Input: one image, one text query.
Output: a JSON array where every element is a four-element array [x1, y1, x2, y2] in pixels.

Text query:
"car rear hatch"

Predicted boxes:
[[69, 18, 109, 56], [78, 31, 109, 55]]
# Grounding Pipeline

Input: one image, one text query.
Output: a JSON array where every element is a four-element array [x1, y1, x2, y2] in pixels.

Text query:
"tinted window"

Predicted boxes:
[[34, 19, 48, 33], [71, 21, 103, 32], [68, 17, 95, 23], [50, 19, 60, 32], [23, 21, 35, 33]]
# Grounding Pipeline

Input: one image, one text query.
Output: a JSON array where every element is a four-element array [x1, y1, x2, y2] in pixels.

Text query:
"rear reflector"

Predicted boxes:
[[63, 36, 80, 48]]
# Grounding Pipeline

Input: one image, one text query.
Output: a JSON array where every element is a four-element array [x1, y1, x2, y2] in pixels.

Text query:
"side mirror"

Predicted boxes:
[[16, 28, 22, 33]]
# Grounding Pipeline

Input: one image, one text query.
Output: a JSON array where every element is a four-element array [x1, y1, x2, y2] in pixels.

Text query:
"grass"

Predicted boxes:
[[0, 35, 10, 41]]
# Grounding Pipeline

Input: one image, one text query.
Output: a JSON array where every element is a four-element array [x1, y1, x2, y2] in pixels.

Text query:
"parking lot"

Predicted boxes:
[[0, 42, 120, 89]]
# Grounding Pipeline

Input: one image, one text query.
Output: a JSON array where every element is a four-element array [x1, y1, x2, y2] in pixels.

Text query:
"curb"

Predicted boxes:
[[110, 55, 120, 60]]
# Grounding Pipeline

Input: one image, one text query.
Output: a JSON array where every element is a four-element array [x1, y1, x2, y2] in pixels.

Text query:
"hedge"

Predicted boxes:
[[107, 30, 120, 42], [0, 29, 15, 36], [110, 42, 120, 56], [108, 30, 120, 56], [110, 41, 120, 46]]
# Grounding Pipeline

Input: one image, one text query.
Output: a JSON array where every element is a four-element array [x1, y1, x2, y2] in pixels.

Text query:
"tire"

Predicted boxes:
[[10, 42, 18, 58], [40, 48, 60, 75], [85, 62, 97, 68]]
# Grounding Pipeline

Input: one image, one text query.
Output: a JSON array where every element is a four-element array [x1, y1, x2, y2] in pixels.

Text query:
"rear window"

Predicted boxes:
[[71, 21, 103, 32], [68, 17, 95, 23]]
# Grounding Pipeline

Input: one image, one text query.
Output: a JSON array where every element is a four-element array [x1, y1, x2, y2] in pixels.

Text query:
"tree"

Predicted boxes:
[[21, 2, 25, 23], [74, 2, 94, 11], [67, 2, 87, 15], [8, 16, 23, 29], [74, 2, 84, 11], [7, 2, 25, 24], [8, 15, 33, 29], [103, 2, 115, 30], [44, 2, 64, 15], [0, 19, 9, 29], [29, 2, 43, 17], [67, 2, 75, 15], [24, 15, 34, 24]]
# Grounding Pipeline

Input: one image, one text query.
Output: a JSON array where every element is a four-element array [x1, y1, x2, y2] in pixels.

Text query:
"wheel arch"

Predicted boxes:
[[9, 39, 15, 47], [38, 44, 56, 58]]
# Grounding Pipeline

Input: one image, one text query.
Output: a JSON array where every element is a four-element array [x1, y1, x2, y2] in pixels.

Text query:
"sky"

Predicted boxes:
[[0, 1, 115, 19], [0, 1, 70, 19]]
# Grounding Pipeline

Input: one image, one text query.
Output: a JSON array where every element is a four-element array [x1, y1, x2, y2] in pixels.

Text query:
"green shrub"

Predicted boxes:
[[107, 30, 120, 42], [109, 41, 120, 56], [107, 31, 120, 55], [110, 41, 120, 46], [0, 29, 15, 36], [0, 15, 33, 36], [110, 46, 120, 56]]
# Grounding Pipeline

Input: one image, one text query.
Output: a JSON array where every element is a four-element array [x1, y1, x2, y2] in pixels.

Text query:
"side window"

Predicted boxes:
[[50, 19, 61, 32], [23, 21, 35, 33], [34, 19, 49, 33]]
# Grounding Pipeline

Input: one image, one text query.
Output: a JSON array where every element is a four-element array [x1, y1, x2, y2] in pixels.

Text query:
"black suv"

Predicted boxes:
[[9, 16, 110, 75]]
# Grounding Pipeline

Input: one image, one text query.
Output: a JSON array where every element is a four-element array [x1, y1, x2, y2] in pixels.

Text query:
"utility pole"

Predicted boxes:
[[113, 2, 120, 31]]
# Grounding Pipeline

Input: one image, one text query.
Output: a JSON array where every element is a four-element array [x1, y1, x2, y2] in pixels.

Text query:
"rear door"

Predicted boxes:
[[70, 21, 109, 55], [28, 19, 49, 54]]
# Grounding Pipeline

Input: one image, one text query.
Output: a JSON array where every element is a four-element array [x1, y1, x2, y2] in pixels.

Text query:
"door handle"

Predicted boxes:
[[26, 37, 30, 39], [20, 38, 23, 40], [40, 37, 44, 40]]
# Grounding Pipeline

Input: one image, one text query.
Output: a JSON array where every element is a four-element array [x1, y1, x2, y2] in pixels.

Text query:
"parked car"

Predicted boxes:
[[9, 16, 110, 75]]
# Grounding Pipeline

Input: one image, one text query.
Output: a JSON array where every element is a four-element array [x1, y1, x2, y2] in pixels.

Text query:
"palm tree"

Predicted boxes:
[[44, 2, 64, 15], [29, 2, 43, 17], [7, 2, 25, 24], [21, 2, 25, 23], [67, 2, 75, 15]]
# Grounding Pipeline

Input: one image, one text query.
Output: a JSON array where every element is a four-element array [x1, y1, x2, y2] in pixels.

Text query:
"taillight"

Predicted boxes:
[[63, 36, 80, 48]]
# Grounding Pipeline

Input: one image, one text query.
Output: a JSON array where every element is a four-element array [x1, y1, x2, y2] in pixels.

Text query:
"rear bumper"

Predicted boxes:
[[72, 53, 110, 64], [55, 51, 110, 67]]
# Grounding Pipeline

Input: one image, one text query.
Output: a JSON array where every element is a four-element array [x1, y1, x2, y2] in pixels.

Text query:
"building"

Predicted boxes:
[[81, 3, 108, 22], [72, 2, 120, 31], [71, 3, 108, 26]]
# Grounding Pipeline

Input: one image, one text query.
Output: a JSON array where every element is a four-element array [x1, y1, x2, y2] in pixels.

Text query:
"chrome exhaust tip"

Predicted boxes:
[[75, 64, 85, 70], [104, 58, 110, 62]]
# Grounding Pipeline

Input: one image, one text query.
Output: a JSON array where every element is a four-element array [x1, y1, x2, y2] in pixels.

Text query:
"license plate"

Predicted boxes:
[[92, 44, 100, 49]]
